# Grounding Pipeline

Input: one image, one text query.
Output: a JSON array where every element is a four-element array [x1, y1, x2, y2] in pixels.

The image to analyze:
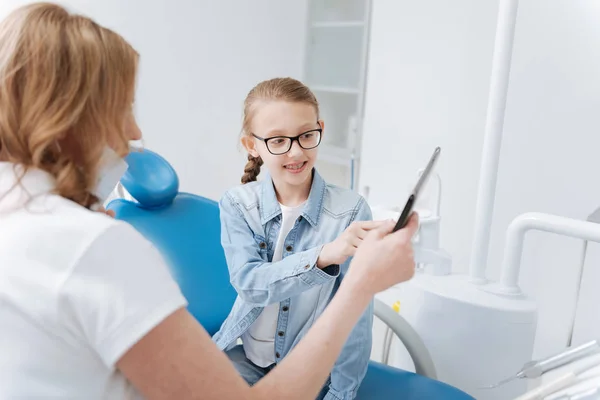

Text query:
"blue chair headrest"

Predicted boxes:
[[120, 149, 179, 208]]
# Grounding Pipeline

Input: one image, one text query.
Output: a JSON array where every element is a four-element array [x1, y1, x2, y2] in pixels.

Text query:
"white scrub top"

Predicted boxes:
[[0, 162, 188, 399]]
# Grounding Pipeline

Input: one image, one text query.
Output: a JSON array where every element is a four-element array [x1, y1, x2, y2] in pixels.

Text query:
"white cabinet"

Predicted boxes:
[[302, 0, 372, 189]]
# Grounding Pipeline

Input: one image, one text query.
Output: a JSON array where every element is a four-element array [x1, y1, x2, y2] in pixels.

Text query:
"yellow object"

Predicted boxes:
[[392, 300, 401, 313]]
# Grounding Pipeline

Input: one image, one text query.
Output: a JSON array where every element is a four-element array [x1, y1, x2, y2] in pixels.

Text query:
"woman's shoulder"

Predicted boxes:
[[44, 196, 146, 256], [0, 194, 150, 289]]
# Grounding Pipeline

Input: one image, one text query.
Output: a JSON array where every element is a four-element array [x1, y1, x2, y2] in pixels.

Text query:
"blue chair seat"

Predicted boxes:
[[108, 193, 237, 336], [358, 362, 472, 399]]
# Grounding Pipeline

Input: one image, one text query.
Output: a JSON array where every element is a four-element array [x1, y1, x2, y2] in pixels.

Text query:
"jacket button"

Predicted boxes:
[[259, 242, 267, 249], [286, 245, 293, 252], [282, 306, 289, 312], [276, 352, 281, 358], [304, 264, 310, 270], [278, 331, 285, 337]]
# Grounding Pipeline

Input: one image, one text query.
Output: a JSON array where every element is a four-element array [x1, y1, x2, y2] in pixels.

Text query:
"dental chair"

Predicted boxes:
[[107, 149, 474, 400]]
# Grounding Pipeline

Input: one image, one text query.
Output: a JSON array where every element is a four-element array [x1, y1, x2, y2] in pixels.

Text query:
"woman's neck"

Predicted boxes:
[[274, 177, 312, 207]]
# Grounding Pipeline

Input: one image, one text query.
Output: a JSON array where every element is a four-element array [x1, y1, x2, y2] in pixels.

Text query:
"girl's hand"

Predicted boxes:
[[317, 220, 388, 268], [344, 213, 419, 296]]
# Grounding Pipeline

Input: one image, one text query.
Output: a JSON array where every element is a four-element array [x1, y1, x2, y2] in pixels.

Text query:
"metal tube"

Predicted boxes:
[[499, 213, 600, 293]]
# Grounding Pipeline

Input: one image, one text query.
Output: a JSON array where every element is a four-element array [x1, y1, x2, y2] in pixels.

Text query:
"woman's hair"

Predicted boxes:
[[240, 77, 319, 184], [0, 2, 138, 208]]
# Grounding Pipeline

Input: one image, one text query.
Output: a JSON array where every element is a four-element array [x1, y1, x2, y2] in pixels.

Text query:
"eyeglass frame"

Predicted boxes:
[[251, 127, 323, 155]]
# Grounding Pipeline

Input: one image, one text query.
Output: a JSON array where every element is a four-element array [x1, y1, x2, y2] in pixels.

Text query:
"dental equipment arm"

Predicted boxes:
[[469, 0, 520, 283], [483, 340, 600, 389], [514, 352, 600, 400], [554, 387, 600, 400], [562, 387, 600, 400], [373, 298, 437, 378], [523, 341, 600, 379]]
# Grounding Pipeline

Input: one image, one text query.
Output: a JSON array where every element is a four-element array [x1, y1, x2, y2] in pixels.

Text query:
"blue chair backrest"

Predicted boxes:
[[107, 149, 237, 336]]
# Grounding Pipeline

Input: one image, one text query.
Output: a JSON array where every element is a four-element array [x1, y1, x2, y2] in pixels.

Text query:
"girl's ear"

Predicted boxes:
[[318, 119, 325, 138], [241, 135, 260, 158]]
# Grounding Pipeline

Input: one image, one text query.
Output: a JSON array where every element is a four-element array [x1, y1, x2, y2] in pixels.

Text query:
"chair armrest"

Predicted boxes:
[[373, 297, 437, 379]]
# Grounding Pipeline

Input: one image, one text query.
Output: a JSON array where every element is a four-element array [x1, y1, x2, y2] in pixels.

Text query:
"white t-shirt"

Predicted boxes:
[[241, 202, 304, 367], [0, 163, 188, 399]]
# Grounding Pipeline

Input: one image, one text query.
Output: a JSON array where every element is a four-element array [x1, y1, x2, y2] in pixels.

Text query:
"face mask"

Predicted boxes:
[[92, 147, 128, 207], [129, 139, 144, 150]]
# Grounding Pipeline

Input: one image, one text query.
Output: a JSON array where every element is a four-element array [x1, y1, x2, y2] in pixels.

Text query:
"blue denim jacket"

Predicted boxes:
[[212, 170, 373, 400]]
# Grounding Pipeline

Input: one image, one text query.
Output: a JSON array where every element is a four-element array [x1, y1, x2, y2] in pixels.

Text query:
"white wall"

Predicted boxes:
[[0, 0, 308, 201], [360, 0, 498, 279], [361, 0, 600, 359]]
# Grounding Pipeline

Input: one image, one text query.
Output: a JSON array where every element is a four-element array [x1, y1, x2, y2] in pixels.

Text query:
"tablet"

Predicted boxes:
[[392, 146, 441, 232]]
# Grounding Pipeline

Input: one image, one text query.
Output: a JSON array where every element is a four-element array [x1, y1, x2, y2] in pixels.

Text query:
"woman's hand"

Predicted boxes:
[[317, 220, 387, 268], [344, 213, 419, 296]]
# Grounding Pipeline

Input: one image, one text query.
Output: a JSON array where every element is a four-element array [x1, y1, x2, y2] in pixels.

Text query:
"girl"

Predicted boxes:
[[214, 77, 380, 400]]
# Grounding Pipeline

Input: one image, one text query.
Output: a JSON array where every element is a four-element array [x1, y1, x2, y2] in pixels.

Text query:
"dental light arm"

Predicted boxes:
[[373, 298, 437, 379], [469, 0, 520, 283]]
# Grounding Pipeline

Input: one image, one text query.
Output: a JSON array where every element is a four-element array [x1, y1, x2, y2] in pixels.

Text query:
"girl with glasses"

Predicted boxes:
[[214, 77, 383, 400]]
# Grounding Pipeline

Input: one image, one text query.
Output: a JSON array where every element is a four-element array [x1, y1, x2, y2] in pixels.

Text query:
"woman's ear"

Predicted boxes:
[[241, 135, 259, 158], [318, 120, 325, 138]]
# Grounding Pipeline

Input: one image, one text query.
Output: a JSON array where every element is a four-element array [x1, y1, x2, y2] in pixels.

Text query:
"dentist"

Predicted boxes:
[[0, 3, 418, 400]]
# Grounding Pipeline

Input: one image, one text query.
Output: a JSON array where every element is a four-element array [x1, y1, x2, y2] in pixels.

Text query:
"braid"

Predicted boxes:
[[241, 154, 263, 184]]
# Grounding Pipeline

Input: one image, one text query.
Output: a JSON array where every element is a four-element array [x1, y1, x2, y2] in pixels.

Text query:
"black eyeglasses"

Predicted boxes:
[[252, 128, 322, 155]]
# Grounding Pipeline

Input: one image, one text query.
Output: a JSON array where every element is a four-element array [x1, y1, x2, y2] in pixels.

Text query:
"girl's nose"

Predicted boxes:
[[288, 140, 304, 157]]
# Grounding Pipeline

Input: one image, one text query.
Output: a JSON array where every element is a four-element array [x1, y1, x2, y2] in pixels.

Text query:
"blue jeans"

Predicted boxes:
[[226, 345, 330, 399]]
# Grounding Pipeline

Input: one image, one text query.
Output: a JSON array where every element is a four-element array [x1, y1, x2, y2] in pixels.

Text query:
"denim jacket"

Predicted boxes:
[[212, 170, 373, 400]]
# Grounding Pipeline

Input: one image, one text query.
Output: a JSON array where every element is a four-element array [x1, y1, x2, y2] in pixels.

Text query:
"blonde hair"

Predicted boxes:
[[241, 77, 319, 184], [0, 2, 138, 208]]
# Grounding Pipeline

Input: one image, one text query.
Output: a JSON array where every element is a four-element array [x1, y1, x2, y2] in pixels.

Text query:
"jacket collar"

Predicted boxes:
[[259, 168, 326, 227]]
